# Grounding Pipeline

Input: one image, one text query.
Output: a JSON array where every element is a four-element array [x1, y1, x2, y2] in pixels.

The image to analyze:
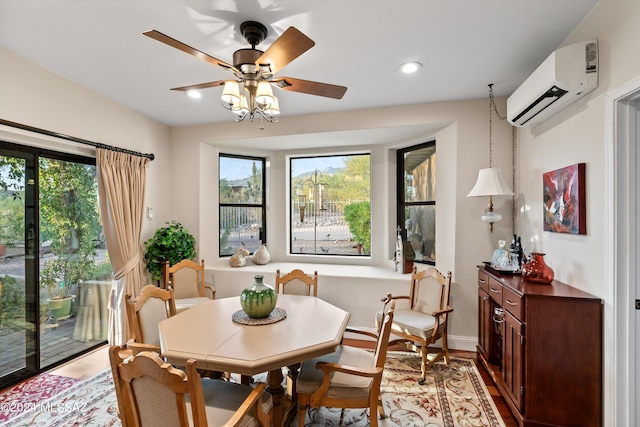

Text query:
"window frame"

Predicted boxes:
[[396, 140, 436, 266], [288, 153, 371, 257], [218, 153, 266, 257]]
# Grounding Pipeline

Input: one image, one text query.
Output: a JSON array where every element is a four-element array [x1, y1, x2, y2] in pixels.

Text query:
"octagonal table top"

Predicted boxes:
[[158, 294, 350, 376]]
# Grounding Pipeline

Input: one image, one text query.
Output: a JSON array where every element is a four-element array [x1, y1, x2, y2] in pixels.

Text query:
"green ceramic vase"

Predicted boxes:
[[240, 275, 277, 318]]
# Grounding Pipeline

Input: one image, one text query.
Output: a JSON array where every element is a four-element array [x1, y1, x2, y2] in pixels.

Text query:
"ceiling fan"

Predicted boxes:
[[143, 21, 347, 123]]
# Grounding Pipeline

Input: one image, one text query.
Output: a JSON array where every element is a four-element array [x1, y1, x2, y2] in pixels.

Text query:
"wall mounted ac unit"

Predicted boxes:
[[507, 40, 598, 127]]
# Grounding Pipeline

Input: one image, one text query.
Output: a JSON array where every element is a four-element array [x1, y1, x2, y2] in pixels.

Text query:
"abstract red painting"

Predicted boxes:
[[543, 163, 586, 234]]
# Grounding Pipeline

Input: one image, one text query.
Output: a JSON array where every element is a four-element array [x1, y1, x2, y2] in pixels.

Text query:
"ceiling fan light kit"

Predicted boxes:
[[221, 81, 241, 104], [143, 20, 347, 127], [255, 81, 275, 105]]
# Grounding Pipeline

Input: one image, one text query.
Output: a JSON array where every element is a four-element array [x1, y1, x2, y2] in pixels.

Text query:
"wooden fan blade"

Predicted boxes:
[[170, 80, 227, 92], [271, 77, 347, 99], [256, 27, 315, 75], [143, 30, 233, 70]]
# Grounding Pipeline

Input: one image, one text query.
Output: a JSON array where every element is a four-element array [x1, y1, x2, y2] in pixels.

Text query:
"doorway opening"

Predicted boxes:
[[605, 75, 640, 427]]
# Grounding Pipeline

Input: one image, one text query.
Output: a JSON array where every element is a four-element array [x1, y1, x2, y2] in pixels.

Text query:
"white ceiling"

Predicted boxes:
[[0, 0, 598, 132]]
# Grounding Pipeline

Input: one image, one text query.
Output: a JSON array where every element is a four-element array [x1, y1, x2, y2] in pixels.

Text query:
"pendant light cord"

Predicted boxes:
[[488, 84, 517, 235]]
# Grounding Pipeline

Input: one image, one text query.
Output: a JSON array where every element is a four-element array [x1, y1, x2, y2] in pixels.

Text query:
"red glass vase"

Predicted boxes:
[[521, 252, 554, 284]]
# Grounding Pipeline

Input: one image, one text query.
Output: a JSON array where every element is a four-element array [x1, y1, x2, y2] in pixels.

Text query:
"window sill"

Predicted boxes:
[[208, 260, 410, 281]]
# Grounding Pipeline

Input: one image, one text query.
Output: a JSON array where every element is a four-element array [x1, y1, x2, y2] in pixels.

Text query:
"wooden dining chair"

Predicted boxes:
[[377, 266, 453, 384], [108, 346, 272, 427], [275, 268, 318, 296], [295, 301, 396, 427], [163, 259, 215, 313], [125, 285, 176, 356], [274, 268, 319, 398]]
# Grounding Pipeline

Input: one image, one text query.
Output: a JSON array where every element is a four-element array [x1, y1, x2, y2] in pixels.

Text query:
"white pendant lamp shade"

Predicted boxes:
[[467, 167, 514, 197], [263, 97, 280, 116], [255, 81, 275, 105], [232, 94, 249, 115], [221, 81, 240, 104]]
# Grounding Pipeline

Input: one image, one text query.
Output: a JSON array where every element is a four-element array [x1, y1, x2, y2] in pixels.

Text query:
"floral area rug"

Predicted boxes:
[[291, 352, 505, 427], [0, 374, 79, 423], [0, 370, 116, 427], [0, 352, 504, 427]]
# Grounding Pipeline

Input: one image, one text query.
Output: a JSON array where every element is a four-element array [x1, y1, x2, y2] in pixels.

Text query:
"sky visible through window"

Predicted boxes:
[[220, 157, 256, 181], [219, 156, 345, 180]]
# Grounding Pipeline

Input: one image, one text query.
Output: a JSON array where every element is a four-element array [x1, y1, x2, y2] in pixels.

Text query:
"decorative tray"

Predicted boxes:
[[483, 261, 521, 275], [232, 307, 287, 326]]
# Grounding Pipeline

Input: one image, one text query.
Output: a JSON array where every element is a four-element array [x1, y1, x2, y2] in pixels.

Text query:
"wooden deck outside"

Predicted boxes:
[[0, 318, 106, 378]]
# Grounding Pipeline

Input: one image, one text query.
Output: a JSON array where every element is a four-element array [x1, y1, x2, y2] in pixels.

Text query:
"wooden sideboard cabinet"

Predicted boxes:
[[477, 266, 602, 427]]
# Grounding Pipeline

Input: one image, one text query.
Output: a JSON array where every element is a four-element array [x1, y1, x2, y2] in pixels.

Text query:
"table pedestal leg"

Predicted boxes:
[[286, 363, 300, 401], [267, 368, 296, 427]]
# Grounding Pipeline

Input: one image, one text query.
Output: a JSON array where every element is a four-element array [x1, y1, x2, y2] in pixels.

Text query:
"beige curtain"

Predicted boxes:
[[96, 148, 149, 345]]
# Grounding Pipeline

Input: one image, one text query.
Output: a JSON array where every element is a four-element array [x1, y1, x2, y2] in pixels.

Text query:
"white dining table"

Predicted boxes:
[[158, 294, 350, 427]]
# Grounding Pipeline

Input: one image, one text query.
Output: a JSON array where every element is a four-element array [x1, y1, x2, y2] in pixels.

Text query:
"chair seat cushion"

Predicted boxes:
[[187, 379, 273, 427], [377, 309, 436, 340], [175, 297, 211, 313], [297, 345, 373, 400]]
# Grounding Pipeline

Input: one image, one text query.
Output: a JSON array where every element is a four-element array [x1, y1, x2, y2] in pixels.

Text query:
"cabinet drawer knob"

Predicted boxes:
[[490, 287, 500, 293], [506, 299, 518, 306], [479, 279, 486, 284]]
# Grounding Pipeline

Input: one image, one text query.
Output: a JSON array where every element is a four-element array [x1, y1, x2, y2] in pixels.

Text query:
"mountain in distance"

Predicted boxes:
[[226, 166, 344, 187], [294, 166, 343, 180]]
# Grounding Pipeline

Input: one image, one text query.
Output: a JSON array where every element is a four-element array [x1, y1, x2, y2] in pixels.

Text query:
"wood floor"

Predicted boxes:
[[0, 318, 105, 378], [35, 342, 519, 427]]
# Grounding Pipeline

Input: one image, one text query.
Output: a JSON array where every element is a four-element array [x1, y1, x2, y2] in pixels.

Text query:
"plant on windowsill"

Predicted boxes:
[[344, 201, 371, 255], [143, 221, 197, 282]]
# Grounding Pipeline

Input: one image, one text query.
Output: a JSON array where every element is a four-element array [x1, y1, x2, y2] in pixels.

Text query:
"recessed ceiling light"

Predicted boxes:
[[399, 62, 422, 74], [187, 90, 202, 99]]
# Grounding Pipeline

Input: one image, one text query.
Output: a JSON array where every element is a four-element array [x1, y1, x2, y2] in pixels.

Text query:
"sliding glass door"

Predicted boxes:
[[0, 146, 38, 385], [0, 141, 109, 388]]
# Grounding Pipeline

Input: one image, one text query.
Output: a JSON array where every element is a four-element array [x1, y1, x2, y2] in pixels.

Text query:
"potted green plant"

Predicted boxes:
[[344, 201, 371, 254], [144, 221, 197, 282], [40, 254, 92, 320]]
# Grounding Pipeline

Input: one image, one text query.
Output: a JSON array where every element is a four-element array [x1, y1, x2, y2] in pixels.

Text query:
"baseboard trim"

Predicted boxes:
[[447, 335, 477, 352]]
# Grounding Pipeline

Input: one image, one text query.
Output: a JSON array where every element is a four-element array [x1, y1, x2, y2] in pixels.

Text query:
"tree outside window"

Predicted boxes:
[[290, 154, 371, 256]]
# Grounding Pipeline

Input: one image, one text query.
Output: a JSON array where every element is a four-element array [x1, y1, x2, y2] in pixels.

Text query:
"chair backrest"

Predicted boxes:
[[373, 301, 396, 369], [409, 266, 452, 319], [163, 259, 205, 299], [126, 285, 176, 347], [109, 346, 209, 427], [275, 269, 318, 296]]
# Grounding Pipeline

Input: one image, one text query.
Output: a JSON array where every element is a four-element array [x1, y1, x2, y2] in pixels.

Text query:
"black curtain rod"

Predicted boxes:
[[0, 119, 155, 161]]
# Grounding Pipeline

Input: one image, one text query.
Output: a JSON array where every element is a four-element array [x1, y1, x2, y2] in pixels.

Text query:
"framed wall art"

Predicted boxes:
[[543, 163, 586, 234]]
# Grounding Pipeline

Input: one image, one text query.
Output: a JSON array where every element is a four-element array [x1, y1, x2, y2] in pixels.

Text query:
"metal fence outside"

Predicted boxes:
[[221, 199, 368, 255]]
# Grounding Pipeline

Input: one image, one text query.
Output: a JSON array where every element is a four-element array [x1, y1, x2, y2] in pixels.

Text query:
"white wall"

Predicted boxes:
[[517, 1, 640, 299], [0, 47, 173, 243]]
